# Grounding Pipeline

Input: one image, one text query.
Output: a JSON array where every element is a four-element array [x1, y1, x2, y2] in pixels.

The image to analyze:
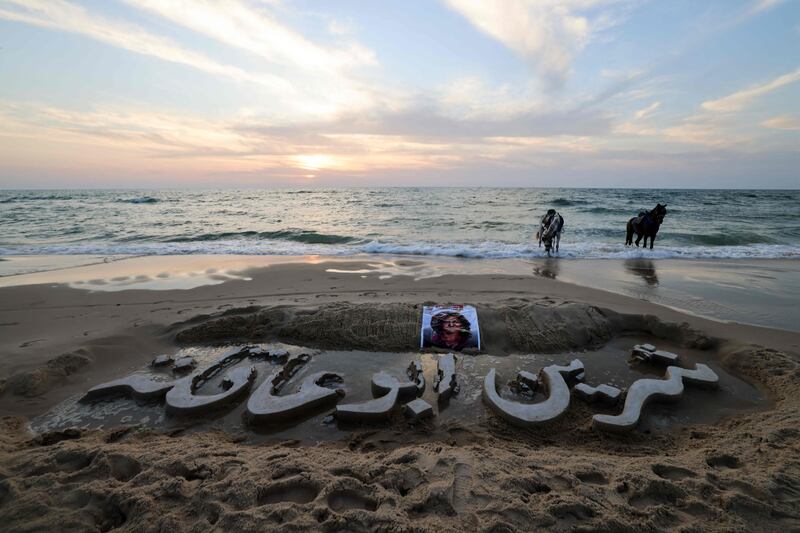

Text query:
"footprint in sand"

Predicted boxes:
[[258, 478, 319, 505], [652, 464, 697, 480], [53, 449, 96, 473], [575, 471, 608, 485], [327, 490, 378, 512], [451, 462, 473, 514], [706, 454, 741, 469], [627, 479, 686, 509], [106, 454, 141, 482], [548, 501, 596, 525]]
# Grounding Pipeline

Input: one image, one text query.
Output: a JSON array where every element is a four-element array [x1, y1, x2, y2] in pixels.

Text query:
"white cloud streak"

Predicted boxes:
[[0, 0, 385, 119], [701, 68, 800, 113], [750, 0, 785, 14], [122, 0, 382, 116], [0, 0, 293, 92], [123, 0, 376, 72], [634, 101, 661, 120], [762, 115, 800, 131]]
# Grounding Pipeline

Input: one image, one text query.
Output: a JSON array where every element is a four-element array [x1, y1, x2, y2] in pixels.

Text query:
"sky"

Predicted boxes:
[[0, 0, 798, 189]]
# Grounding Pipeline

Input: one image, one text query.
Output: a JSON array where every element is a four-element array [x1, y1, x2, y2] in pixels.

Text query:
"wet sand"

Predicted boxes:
[[1, 255, 799, 531], [539, 258, 800, 332], [2, 254, 798, 331]]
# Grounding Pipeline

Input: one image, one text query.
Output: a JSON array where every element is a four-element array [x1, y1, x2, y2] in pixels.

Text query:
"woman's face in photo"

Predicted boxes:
[[442, 316, 462, 334]]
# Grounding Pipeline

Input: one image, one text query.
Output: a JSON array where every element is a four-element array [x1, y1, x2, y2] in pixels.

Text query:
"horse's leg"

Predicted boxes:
[[635, 232, 642, 247], [626, 221, 632, 245], [555, 233, 560, 253], [650, 234, 655, 250]]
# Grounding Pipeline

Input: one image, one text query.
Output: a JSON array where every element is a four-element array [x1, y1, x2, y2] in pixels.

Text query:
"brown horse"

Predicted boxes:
[[625, 203, 667, 249]]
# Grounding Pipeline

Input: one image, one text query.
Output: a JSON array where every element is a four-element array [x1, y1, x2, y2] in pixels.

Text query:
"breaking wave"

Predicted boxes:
[[551, 197, 589, 206], [117, 196, 160, 204], [166, 229, 360, 245], [669, 232, 779, 246], [2, 240, 798, 260]]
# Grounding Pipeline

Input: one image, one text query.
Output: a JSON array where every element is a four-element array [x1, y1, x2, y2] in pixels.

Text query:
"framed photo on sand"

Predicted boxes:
[[420, 305, 481, 351]]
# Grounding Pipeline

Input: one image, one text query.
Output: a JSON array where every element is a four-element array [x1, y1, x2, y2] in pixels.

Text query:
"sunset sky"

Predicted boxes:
[[0, 0, 798, 188]]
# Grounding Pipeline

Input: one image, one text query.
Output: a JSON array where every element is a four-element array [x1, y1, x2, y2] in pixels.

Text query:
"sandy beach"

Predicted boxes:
[[1, 255, 799, 531], [4, 0, 799, 530]]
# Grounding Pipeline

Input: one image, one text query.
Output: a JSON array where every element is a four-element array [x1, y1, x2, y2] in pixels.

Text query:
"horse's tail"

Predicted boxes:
[[625, 218, 634, 245]]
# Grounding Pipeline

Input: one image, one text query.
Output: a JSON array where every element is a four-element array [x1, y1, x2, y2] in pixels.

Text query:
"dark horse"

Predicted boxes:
[[537, 209, 564, 257], [625, 203, 667, 249]]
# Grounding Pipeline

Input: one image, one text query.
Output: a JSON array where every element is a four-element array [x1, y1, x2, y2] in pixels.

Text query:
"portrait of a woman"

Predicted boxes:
[[429, 311, 473, 351]]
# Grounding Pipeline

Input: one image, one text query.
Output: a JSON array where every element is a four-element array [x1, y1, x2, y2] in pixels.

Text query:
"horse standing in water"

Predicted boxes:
[[626, 203, 667, 250], [537, 209, 564, 257]]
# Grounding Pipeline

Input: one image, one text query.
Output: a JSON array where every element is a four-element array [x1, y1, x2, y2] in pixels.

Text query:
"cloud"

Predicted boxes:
[[634, 101, 661, 120], [241, 102, 612, 139], [701, 68, 800, 113], [0, 97, 614, 184], [0, 0, 384, 119], [0, 101, 254, 155], [123, 0, 375, 72], [614, 101, 662, 136], [749, 0, 785, 14], [442, 0, 633, 86], [123, 0, 381, 116], [761, 115, 800, 131], [0, 0, 296, 92]]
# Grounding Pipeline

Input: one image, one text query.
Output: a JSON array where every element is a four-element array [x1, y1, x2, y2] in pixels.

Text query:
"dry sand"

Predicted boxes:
[[1, 256, 799, 531]]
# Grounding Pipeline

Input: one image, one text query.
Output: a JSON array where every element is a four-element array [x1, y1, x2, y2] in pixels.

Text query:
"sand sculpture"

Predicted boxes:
[[81, 374, 177, 402], [166, 346, 259, 415], [172, 356, 197, 373], [84, 346, 262, 406], [573, 383, 622, 405], [81, 348, 330, 423], [509, 370, 539, 396], [335, 375, 401, 422], [630, 344, 680, 365], [434, 353, 458, 404], [482, 359, 584, 428], [77, 343, 723, 434], [166, 365, 256, 415], [246, 370, 344, 424], [404, 398, 434, 420], [372, 362, 426, 398], [246, 346, 290, 361], [336, 362, 425, 422], [592, 363, 719, 433], [151, 354, 173, 367]]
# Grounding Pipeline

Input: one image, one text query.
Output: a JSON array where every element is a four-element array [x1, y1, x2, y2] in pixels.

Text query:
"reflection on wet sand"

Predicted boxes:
[[624, 259, 659, 286], [532, 258, 560, 279]]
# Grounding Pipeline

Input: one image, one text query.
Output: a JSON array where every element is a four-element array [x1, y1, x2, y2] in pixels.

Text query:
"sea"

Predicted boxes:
[[1, 188, 799, 259]]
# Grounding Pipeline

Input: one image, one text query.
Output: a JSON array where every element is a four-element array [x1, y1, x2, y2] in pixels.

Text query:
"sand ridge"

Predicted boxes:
[[170, 300, 713, 355]]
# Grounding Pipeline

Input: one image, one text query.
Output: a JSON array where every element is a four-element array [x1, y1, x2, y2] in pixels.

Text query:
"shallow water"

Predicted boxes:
[[2, 188, 799, 259], [32, 339, 767, 442]]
